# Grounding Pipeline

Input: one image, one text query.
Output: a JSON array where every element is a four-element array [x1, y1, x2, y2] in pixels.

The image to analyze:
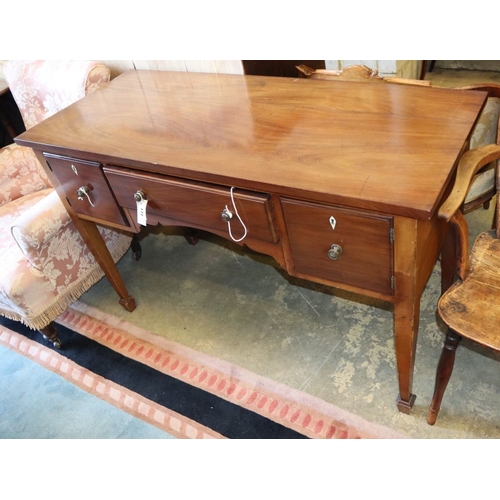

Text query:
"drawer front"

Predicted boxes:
[[104, 166, 279, 243], [43, 154, 128, 226], [281, 199, 393, 294]]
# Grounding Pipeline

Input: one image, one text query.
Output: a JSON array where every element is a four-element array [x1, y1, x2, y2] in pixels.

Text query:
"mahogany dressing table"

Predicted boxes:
[[15, 70, 487, 413]]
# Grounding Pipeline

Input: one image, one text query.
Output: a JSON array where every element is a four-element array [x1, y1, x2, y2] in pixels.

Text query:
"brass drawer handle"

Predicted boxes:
[[327, 244, 342, 261], [222, 187, 248, 242], [76, 185, 94, 207], [221, 206, 233, 222], [134, 190, 148, 226], [134, 190, 146, 202]]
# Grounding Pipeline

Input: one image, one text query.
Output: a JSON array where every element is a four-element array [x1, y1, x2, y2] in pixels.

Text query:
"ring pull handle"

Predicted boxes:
[[76, 185, 95, 207], [134, 190, 146, 202], [222, 187, 247, 242], [327, 244, 343, 261], [134, 190, 148, 226], [221, 206, 233, 222]]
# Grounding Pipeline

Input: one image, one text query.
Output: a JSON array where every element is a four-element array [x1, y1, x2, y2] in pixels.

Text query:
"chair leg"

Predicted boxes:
[[427, 329, 462, 425], [131, 234, 142, 261], [39, 321, 62, 349]]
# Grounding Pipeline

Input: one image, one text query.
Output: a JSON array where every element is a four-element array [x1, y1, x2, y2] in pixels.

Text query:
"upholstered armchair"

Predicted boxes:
[[0, 60, 134, 348]]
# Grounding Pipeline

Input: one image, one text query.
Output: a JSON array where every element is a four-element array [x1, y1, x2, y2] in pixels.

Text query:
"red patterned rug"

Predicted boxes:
[[0, 302, 407, 439]]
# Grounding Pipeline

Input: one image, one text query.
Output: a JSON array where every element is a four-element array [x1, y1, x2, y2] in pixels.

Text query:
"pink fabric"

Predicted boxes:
[[3, 60, 110, 130], [0, 189, 131, 328], [0, 143, 50, 207], [0, 60, 130, 330]]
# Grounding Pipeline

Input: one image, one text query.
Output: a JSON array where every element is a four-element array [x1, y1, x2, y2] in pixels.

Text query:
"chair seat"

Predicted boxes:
[[0, 186, 131, 329], [438, 230, 500, 350], [0, 188, 59, 323]]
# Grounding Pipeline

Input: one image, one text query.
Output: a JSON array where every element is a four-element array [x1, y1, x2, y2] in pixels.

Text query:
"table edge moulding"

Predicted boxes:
[[15, 70, 488, 414]]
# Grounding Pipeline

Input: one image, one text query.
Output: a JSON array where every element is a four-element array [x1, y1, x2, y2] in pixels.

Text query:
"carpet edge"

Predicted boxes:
[[0, 325, 224, 439], [63, 302, 408, 439]]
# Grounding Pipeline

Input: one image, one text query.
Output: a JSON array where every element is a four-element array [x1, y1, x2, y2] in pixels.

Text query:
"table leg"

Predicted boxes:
[[394, 296, 419, 413], [393, 217, 419, 413], [33, 150, 136, 313], [76, 218, 136, 312]]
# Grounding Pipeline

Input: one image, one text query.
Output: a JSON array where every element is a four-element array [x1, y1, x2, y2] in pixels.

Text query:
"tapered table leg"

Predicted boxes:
[[76, 218, 136, 312], [393, 217, 420, 413]]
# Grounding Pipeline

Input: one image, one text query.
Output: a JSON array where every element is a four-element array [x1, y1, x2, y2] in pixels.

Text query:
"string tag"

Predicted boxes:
[[226, 187, 248, 242], [84, 190, 95, 207], [137, 199, 148, 226]]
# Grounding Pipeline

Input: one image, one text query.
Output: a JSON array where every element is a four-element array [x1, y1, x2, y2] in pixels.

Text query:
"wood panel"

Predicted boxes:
[[104, 165, 278, 243], [281, 198, 393, 295], [43, 153, 129, 227]]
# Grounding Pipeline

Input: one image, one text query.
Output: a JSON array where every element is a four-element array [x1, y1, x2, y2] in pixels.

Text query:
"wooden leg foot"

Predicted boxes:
[[39, 322, 62, 349], [119, 295, 136, 312], [396, 393, 417, 414]]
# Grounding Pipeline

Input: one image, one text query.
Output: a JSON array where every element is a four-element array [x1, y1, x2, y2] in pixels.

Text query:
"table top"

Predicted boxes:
[[16, 70, 487, 219]]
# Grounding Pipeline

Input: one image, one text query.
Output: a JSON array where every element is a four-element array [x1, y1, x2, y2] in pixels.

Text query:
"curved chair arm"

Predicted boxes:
[[455, 83, 500, 98], [11, 189, 72, 270], [438, 144, 500, 221], [438, 144, 500, 280]]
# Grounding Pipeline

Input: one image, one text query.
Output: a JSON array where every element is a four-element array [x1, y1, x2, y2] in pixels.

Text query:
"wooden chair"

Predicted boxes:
[[427, 143, 500, 425], [297, 64, 500, 216], [296, 63, 431, 86], [296, 64, 384, 82]]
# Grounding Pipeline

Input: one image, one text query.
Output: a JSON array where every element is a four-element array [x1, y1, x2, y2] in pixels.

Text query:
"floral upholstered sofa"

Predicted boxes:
[[0, 60, 133, 347]]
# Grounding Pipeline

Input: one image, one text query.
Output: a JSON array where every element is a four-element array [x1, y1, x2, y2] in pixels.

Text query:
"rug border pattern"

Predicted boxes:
[[0, 325, 223, 439], [58, 304, 406, 439]]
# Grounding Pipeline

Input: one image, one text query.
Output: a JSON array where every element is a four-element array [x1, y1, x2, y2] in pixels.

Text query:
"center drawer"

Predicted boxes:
[[104, 166, 278, 243], [281, 199, 394, 295]]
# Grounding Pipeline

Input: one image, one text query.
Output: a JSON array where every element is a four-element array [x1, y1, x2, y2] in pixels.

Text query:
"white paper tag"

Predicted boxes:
[[137, 199, 148, 226]]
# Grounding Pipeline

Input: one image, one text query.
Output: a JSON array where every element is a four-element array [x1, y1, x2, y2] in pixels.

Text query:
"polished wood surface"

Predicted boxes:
[[17, 70, 487, 220], [281, 199, 393, 295], [16, 71, 488, 413], [104, 166, 279, 243]]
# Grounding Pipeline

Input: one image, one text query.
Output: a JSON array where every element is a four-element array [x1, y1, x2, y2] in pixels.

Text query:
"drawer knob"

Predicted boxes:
[[221, 207, 233, 222], [134, 190, 146, 202], [76, 185, 94, 207], [77, 185, 90, 200], [327, 244, 343, 261]]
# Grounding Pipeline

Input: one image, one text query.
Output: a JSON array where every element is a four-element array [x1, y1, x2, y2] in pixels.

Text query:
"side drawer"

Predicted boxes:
[[43, 154, 128, 227], [281, 199, 393, 295], [104, 166, 279, 243]]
